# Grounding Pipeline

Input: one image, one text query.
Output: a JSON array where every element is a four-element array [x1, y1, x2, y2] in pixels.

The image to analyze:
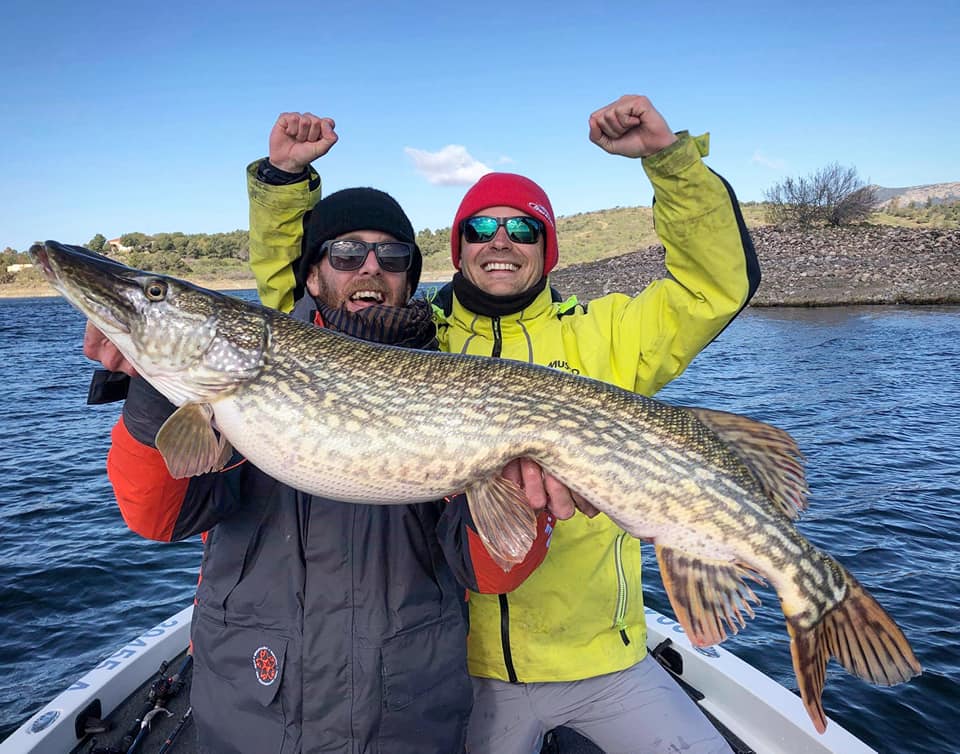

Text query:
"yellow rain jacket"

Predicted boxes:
[[246, 133, 760, 683]]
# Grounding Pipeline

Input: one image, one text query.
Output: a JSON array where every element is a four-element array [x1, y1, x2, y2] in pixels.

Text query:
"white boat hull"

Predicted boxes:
[[1, 607, 193, 754], [642, 607, 875, 754], [1, 605, 875, 753]]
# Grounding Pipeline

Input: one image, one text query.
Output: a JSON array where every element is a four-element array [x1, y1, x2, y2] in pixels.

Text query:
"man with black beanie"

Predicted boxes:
[[82, 130, 553, 752]]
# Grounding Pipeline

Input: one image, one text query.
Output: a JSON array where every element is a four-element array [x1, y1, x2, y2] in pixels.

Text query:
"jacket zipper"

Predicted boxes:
[[499, 594, 518, 682], [491, 317, 502, 357], [613, 532, 630, 645], [491, 318, 517, 677]]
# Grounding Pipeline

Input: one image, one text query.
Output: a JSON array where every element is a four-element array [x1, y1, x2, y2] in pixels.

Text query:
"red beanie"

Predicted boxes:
[[451, 173, 558, 274]]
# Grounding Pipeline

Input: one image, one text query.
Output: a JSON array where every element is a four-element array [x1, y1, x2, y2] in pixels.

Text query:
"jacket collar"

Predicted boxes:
[[449, 283, 557, 337]]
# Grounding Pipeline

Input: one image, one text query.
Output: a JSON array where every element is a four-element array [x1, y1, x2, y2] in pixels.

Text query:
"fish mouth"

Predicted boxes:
[[29, 241, 133, 335], [31, 243, 56, 281]]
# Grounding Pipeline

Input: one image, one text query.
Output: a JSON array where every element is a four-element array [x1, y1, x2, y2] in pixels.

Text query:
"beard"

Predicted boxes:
[[311, 272, 408, 311]]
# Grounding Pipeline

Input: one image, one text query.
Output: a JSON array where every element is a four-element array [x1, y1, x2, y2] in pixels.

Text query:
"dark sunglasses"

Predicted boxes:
[[461, 216, 544, 245], [319, 239, 414, 273]]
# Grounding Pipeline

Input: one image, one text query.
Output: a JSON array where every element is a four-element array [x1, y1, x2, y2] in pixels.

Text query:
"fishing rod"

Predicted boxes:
[[87, 651, 193, 754], [124, 652, 193, 754], [157, 706, 192, 754]]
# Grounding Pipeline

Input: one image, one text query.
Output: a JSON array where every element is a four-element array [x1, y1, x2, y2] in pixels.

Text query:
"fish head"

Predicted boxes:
[[30, 240, 267, 405]]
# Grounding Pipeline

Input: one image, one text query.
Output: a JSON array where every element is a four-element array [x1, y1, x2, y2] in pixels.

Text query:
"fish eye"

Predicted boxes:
[[145, 280, 167, 301]]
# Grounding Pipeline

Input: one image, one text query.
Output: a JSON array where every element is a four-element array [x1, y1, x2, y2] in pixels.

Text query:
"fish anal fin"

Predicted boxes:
[[691, 407, 809, 519], [785, 613, 830, 734], [155, 403, 233, 478], [466, 475, 538, 573], [785, 565, 922, 734], [655, 544, 763, 648]]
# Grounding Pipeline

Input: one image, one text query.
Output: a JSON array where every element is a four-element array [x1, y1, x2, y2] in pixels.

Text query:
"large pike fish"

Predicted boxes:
[[31, 240, 920, 733]]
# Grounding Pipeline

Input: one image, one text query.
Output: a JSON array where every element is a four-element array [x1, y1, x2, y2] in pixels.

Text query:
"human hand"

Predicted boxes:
[[501, 458, 600, 520], [588, 95, 677, 159], [268, 112, 339, 173], [83, 321, 137, 376]]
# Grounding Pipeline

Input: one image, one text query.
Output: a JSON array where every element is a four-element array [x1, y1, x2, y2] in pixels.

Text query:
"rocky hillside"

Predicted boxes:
[[550, 225, 960, 307], [874, 182, 960, 207]]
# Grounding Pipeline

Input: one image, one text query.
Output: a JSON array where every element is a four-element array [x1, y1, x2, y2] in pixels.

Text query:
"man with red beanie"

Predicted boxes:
[[245, 95, 759, 753]]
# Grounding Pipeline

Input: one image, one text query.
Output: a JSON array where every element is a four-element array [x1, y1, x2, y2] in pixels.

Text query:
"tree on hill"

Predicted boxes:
[[416, 227, 450, 258], [764, 163, 878, 227], [87, 233, 107, 252], [120, 232, 150, 249]]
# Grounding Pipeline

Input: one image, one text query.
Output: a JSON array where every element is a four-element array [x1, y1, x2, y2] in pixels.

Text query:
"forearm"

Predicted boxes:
[[643, 131, 760, 315], [246, 159, 321, 312], [579, 135, 760, 395]]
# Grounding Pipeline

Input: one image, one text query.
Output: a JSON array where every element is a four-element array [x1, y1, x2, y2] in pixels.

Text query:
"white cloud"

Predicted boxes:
[[404, 145, 492, 186], [751, 150, 787, 170]]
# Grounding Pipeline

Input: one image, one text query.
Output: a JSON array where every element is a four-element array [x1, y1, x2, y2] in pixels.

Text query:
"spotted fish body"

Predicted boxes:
[[31, 240, 921, 733]]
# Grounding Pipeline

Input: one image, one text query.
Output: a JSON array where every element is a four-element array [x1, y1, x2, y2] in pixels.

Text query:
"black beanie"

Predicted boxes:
[[298, 187, 423, 294]]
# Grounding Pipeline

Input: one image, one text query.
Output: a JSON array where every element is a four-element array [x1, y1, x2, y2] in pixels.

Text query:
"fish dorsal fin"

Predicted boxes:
[[690, 407, 809, 519], [465, 475, 539, 572], [655, 544, 764, 647], [155, 403, 233, 478]]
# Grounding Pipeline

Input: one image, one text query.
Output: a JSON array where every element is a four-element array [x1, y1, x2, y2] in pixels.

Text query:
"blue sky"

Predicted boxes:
[[2, 0, 957, 252]]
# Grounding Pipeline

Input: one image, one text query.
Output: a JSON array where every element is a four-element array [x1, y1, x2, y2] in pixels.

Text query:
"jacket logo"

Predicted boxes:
[[547, 359, 580, 375], [253, 646, 279, 686]]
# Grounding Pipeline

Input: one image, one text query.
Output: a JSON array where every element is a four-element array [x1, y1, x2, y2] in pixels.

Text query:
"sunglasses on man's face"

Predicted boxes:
[[319, 239, 414, 273], [461, 216, 544, 245]]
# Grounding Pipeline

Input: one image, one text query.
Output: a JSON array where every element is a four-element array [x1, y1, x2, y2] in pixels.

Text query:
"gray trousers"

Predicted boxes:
[[466, 654, 734, 754]]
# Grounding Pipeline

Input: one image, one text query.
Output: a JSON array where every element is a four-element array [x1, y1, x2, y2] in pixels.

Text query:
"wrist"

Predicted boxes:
[[258, 158, 310, 185], [641, 132, 679, 158]]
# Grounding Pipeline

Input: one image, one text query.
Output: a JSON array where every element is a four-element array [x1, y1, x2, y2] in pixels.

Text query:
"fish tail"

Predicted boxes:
[[786, 565, 922, 733]]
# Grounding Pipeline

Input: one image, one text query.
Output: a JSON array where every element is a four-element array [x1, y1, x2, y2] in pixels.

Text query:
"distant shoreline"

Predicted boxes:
[[5, 224, 959, 306], [0, 279, 257, 301]]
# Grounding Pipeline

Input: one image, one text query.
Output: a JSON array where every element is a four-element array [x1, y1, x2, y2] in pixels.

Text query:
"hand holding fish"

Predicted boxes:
[[84, 321, 137, 376], [501, 459, 599, 520], [589, 94, 678, 158], [268, 112, 339, 173]]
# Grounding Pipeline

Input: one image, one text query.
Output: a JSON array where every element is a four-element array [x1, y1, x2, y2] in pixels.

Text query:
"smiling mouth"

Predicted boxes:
[[349, 290, 385, 304], [482, 262, 520, 272]]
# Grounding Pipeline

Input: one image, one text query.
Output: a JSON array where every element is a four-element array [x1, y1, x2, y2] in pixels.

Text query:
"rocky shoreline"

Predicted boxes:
[[550, 225, 960, 307], [5, 226, 958, 307]]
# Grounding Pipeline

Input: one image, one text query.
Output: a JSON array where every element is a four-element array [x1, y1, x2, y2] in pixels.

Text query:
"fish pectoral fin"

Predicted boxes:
[[785, 561, 922, 734], [466, 476, 539, 573], [690, 407, 809, 519], [155, 403, 233, 478], [655, 544, 764, 648]]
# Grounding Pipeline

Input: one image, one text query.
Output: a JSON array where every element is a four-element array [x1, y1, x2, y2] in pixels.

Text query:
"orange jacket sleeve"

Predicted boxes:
[[107, 417, 190, 541], [436, 494, 553, 595], [468, 510, 554, 594]]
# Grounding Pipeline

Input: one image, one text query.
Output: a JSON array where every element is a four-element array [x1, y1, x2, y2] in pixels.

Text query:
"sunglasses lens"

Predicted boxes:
[[376, 243, 413, 273], [505, 217, 540, 244], [326, 241, 369, 270], [324, 240, 412, 273], [463, 216, 541, 244], [463, 217, 499, 243]]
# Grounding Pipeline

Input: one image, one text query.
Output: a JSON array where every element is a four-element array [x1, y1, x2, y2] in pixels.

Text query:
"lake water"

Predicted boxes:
[[0, 293, 957, 752]]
